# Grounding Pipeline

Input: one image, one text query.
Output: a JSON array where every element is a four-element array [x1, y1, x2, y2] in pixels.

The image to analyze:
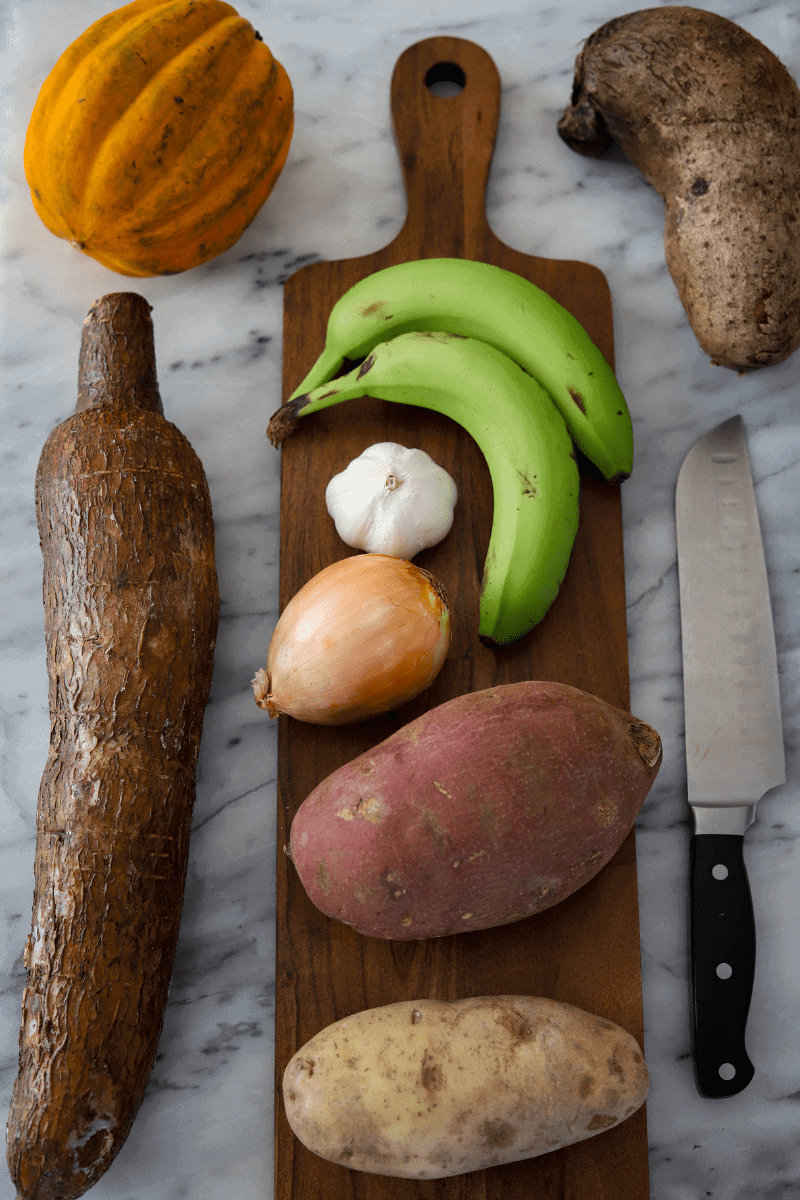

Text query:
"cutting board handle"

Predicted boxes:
[[389, 37, 501, 258]]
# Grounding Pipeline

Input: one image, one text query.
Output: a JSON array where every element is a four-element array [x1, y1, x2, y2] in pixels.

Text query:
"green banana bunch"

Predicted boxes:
[[269, 331, 580, 646], [290, 257, 632, 482]]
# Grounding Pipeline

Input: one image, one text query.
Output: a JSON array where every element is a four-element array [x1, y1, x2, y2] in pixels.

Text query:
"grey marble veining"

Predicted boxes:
[[1, 1, 798, 1198]]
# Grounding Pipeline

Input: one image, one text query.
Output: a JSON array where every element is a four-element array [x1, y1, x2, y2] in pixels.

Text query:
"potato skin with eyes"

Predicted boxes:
[[287, 681, 661, 939], [557, 6, 800, 371], [282, 995, 650, 1179]]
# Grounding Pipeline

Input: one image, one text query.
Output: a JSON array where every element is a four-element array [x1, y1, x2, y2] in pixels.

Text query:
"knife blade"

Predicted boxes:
[[675, 414, 785, 1099]]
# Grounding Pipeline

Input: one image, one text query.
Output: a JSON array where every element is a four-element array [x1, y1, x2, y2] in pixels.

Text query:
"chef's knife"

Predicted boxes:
[[675, 415, 785, 1099]]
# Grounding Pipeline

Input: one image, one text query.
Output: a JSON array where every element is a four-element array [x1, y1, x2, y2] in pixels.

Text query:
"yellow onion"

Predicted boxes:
[[251, 554, 451, 724]]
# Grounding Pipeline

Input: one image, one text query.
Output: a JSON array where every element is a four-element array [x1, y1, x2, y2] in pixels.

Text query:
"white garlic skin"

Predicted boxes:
[[325, 443, 458, 560]]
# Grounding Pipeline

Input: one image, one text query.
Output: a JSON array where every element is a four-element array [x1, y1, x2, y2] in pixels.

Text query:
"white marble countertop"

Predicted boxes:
[[1, 1, 798, 1197]]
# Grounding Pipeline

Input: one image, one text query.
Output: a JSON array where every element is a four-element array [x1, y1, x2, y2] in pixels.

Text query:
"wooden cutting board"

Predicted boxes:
[[274, 36, 650, 1200]]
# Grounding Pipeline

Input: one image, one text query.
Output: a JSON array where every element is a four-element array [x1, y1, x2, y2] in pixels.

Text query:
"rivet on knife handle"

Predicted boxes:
[[690, 832, 756, 1098]]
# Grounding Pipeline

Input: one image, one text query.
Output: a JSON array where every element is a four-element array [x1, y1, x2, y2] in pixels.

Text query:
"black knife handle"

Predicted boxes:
[[690, 833, 756, 1098]]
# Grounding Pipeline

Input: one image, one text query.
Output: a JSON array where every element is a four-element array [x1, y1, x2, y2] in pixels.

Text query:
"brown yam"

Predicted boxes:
[[557, 6, 800, 371], [6, 294, 219, 1200]]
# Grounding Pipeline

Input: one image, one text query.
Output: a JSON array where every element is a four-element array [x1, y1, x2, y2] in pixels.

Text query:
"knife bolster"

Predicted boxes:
[[691, 804, 755, 836]]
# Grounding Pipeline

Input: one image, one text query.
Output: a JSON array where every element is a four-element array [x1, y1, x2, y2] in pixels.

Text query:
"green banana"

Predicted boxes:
[[269, 331, 580, 646], [289, 257, 632, 482]]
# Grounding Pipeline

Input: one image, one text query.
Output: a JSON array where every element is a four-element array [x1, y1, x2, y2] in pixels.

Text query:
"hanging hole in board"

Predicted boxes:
[[712, 863, 729, 880], [425, 62, 466, 97], [718, 1063, 736, 1081], [716, 962, 733, 980]]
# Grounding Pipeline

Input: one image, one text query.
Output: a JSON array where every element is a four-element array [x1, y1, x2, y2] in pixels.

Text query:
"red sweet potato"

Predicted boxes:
[[288, 681, 661, 939], [7, 294, 219, 1200]]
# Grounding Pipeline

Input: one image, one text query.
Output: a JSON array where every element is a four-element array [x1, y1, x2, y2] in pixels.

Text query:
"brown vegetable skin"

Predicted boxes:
[[557, 6, 800, 371], [288, 681, 661, 939], [7, 294, 219, 1200]]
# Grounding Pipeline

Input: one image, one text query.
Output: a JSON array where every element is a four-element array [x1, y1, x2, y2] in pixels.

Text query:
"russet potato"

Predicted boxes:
[[283, 994, 649, 1179]]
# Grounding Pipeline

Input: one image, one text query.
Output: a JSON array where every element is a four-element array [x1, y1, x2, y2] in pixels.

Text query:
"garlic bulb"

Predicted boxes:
[[252, 554, 450, 725], [325, 442, 457, 559]]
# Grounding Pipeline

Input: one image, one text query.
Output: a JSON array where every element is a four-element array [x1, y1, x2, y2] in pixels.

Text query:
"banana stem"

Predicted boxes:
[[290, 345, 346, 399], [267, 385, 353, 446]]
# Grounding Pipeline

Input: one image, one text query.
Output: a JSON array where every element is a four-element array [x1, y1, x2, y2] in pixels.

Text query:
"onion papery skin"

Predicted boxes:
[[253, 555, 451, 725]]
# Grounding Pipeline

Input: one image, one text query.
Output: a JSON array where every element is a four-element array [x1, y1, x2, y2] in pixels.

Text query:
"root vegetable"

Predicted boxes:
[[7, 294, 219, 1200], [557, 6, 800, 371], [283, 994, 650, 1179], [288, 681, 662, 939]]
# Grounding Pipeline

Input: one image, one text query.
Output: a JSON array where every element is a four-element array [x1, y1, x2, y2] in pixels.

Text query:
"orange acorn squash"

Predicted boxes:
[[24, 0, 294, 276]]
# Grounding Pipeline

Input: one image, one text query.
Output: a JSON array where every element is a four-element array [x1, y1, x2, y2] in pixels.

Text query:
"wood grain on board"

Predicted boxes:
[[274, 36, 649, 1200]]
